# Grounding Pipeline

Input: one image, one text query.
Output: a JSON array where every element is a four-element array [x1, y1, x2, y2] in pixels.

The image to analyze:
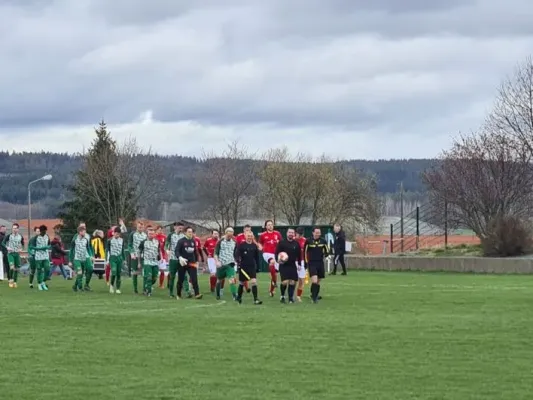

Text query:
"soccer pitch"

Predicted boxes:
[[1, 272, 532, 399]]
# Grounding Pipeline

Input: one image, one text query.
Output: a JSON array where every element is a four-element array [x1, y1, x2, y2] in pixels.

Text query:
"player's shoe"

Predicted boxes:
[[280, 296, 286, 304], [38, 283, 44, 291], [147, 292, 152, 297], [232, 294, 238, 301], [246, 288, 251, 293], [116, 289, 121, 294], [341, 272, 347, 276], [8, 281, 14, 288], [269, 291, 274, 297], [109, 285, 115, 294], [289, 299, 295, 304], [296, 296, 302, 302], [84, 286, 92, 292], [236, 296, 242, 304], [195, 294, 203, 299], [42, 283, 48, 291], [254, 299, 262, 305], [13, 282, 18, 288], [186, 293, 193, 299], [216, 295, 221, 300], [29, 284, 34, 289]]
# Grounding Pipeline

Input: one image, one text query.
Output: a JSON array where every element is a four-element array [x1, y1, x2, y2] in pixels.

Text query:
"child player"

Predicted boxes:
[[258, 220, 282, 297], [295, 227, 307, 302], [2, 223, 25, 288], [106, 227, 125, 294], [203, 229, 219, 293]]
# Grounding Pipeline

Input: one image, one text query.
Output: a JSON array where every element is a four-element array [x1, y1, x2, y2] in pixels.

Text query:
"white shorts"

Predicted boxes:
[[207, 258, 217, 274], [262, 253, 279, 271], [158, 260, 168, 271], [297, 261, 306, 279]]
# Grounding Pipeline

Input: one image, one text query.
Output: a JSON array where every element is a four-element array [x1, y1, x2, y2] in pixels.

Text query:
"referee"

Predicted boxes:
[[304, 227, 329, 303], [234, 231, 262, 305], [275, 228, 302, 303]]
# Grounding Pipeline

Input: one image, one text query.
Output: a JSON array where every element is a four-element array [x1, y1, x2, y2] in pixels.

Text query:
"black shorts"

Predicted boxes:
[[238, 265, 256, 281], [279, 264, 298, 281], [308, 261, 325, 279]]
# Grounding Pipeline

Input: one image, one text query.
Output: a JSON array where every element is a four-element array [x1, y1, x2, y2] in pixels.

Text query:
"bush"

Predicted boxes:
[[481, 216, 532, 257]]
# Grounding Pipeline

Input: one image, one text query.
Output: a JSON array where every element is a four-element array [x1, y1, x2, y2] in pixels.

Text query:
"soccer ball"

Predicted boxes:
[[277, 252, 288, 263]]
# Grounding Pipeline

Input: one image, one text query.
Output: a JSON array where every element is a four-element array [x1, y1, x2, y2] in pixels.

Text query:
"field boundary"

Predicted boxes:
[[345, 256, 533, 274]]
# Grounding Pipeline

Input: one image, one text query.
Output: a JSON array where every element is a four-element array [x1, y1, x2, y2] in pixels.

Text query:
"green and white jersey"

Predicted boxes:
[[215, 238, 236, 265], [73, 236, 90, 261], [140, 238, 159, 266], [5, 233, 23, 252], [131, 231, 147, 257], [34, 234, 50, 261], [28, 235, 38, 257], [108, 237, 124, 257], [167, 232, 184, 260]]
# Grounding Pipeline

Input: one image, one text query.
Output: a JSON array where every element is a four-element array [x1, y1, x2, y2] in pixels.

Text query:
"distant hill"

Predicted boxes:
[[0, 152, 435, 217]]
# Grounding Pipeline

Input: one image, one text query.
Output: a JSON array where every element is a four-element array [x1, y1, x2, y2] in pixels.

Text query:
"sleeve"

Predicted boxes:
[[323, 239, 330, 257], [196, 239, 204, 262], [28, 237, 36, 254], [175, 238, 183, 259], [304, 239, 309, 264], [202, 239, 209, 256], [87, 239, 94, 258], [127, 232, 134, 253], [1, 234, 9, 250], [157, 241, 161, 261], [138, 240, 145, 257], [258, 233, 264, 245], [68, 239, 75, 263], [164, 233, 172, 250], [214, 240, 221, 258], [121, 239, 126, 259], [275, 241, 282, 260], [21, 236, 25, 248], [233, 243, 240, 264], [105, 239, 111, 255]]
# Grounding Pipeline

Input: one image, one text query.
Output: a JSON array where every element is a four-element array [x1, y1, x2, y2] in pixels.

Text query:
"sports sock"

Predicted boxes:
[[269, 265, 277, 284], [132, 275, 138, 292], [297, 288, 303, 297], [215, 281, 221, 297], [251, 284, 258, 300], [237, 284, 244, 298], [110, 275, 116, 286], [12, 270, 18, 283], [29, 271, 35, 285], [288, 284, 295, 300], [116, 275, 121, 290], [159, 272, 165, 286], [230, 281, 237, 297], [220, 279, 225, 288], [209, 276, 217, 291], [280, 283, 287, 297], [310, 283, 318, 300], [316, 284, 321, 297], [105, 265, 110, 283]]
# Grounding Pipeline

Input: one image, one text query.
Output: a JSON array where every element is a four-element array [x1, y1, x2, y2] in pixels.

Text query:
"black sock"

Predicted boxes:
[[280, 283, 287, 297], [215, 281, 221, 297], [310, 283, 318, 299], [251, 284, 258, 300], [288, 284, 295, 300], [237, 284, 244, 298], [316, 284, 321, 297]]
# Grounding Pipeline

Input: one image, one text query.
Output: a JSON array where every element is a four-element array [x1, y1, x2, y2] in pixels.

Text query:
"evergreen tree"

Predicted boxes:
[[58, 121, 137, 232]]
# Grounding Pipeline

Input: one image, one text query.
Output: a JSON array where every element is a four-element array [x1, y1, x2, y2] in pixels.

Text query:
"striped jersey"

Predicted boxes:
[[34, 234, 50, 261], [130, 231, 147, 256], [166, 232, 184, 260], [140, 238, 159, 266], [5, 233, 23, 252], [215, 238, 236, 265], [108, 237, 124, 257], [73, 236, 91, 261]]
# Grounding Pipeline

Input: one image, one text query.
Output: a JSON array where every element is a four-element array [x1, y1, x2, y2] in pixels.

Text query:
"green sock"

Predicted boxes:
[[44, 264, 50, 281], [12, 270, 18, 283], [133, 275, 138, 292], [75, 274, 83, 289], [116, 275, 121, 290], [110, 275, 115, 286], [29, 271, 35, 284], [37, 268, 44, 284], [85, 270, 92, 287], [215, 281, 221, 297], [230, 282, 237, 296]]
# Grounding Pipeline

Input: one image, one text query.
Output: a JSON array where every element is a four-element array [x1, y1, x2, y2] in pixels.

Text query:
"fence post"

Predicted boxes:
[[444, 199, 448, 249], [416, 206, 420, 250], [390, 223, 393, 253], [400, 182, 404, 253]]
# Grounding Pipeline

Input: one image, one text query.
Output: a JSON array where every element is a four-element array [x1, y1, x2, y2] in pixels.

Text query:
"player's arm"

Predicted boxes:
[[127, 232, 135, 253], [2, 234, 9, 251], [324, 238, 330, 258], [197, 240, 205, 262], [233, 243, 241, 265], [157, 242, 161, 261], [87, 239, 94, 258], [304, 240, 310, 264], [138, 240, 145, 258], [21, 236, 25, 250], [68, 238, 75, 263], [164, 233, 171, 251], [214, 240, 221, 263]]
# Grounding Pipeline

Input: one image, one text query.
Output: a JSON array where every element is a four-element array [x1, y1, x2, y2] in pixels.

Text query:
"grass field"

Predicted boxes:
[[1, 272, 533, 399]]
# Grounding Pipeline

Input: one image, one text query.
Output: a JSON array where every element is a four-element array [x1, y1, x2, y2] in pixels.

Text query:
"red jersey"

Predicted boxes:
[[194, 237, 204, 261], [156, 233, 167, 260], [259, 230, 282, 254], [107, 226, 116, 239], [297, 237, 307, 260], [203, 237, 218, 257], [236, 233, 246, 245]]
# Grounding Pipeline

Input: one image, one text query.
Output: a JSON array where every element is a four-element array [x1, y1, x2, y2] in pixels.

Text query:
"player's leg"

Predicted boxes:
[[279, 267, 289, 303], [263, 253, 277, 296], [44, 259, 51, 282], [105, 262, 111, 285], [176, 265, 187, 299], [297, 261, 306, 301], [142, 262, 152, 296], [207, 258, 217, 293], [288, 269, 297, 303], [109, 256, 117, 293], [72, 260, 84, 292], [331, 254, 339, 275], [168, 260, 178, 297], [226, 265, 237, 300], [7, 253, 15, 287], [247, 266, 261, 304], [236, 269, 246, 303], [131, 257, 140, 294], [35, 260, 44, 290], [84, 258, 94, 291], [151, 265, 159, 292], [316, 263, 325, 299], [183, 271, 191, 297], [339, 254, 347, 275], [28, 257, 36, 288], [158, 263, 165, 288], [309, 263, 321, 303], [215, 266, 225, 299], [11, 253, 21, 287], [187, 266, 202, 299]]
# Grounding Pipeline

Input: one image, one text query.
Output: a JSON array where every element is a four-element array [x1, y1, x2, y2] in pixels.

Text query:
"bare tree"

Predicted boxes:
[[196, 141, 257, 230], [423, 130, 533, 241]]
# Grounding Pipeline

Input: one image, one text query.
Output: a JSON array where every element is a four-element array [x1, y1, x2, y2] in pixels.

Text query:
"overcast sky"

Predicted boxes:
[[1, 0, 532, 159]]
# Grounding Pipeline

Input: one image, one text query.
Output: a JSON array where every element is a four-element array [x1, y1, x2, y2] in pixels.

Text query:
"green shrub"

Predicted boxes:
[[481, 216, 532, 257]]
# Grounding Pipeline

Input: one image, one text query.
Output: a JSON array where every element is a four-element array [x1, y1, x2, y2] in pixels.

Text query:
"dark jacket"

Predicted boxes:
[[275, 239, 302, 267], [0, 232, 6, 257], [51, 238, 67, 261], [234, 241, 259, 268], [305, 237, 329, 263], [176, 237, 197, 264], [334, 230, 346, 255]]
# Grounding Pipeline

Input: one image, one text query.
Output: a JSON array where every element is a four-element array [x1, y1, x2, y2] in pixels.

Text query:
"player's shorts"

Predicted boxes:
[[297, 261, 306, 279], [238, 265, 256, 282], [308, 261, 325, 279], [279, 264, 298, 281], [207, 257, 217, 274], [158, 260, 168, 271], [262, 252, 279, 271], [216, 264, 235, 280]]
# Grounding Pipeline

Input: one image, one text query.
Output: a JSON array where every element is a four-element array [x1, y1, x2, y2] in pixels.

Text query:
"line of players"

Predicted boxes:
[[1, 219, 330, 304]]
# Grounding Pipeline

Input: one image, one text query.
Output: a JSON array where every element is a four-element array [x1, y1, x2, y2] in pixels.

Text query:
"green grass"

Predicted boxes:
[[416, 243, 483, 257], [1, 272, 533, 399]]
